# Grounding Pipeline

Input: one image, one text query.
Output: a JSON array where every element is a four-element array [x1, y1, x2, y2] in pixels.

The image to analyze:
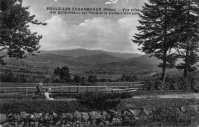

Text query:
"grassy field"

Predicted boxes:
[[0, 81, 142, 87], [0, 88, 197, 126], [0, 94, 198, 127]]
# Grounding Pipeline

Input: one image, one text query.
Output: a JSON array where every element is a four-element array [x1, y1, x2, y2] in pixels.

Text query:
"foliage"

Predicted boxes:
[[76, 92, 133, 110], [121, 74, 137, 82], [133, 0, 180, 81], [80, 77, 86, 85], [0, 70, 15, 82], [87, 75, 97, 84], [174, 0, 199, 77], [0, 0, 46, 65], [53, 66, 71, 83], [73, 75, 81, 83], [133, 0, 199, 80], [142, 73, 199, 91]]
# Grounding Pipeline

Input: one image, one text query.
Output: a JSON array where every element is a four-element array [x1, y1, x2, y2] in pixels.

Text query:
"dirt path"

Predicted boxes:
[[133, 93, 199, 99]]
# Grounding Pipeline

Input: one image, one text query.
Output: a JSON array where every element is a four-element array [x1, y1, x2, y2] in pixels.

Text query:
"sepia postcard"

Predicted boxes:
[[0, 0, 199, 126]]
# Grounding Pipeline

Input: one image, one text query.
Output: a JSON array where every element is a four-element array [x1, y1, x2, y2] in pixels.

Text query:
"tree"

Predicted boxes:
[[121, 74, 136, 82], [174, 0, 199, 77], [80, 77, 87, 85], [133, 0, 180, 82], [53, 66, 71, 83], [87, 75, 97, 85], [73, 75, 81, 83], [121, 74, 127, 82], [0, 0, 46, 65], [0, 70, 15, 82]]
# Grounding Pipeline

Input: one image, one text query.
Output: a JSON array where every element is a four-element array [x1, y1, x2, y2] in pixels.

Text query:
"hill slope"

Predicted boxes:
[[41, 48, 141, 59], [89, 55, 161, 74], [3, 49, 161, 75], [73, 54, 124, 65]]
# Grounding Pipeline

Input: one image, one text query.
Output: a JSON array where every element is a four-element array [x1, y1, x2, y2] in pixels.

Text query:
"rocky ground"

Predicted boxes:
[[1, 104, 199, 127]]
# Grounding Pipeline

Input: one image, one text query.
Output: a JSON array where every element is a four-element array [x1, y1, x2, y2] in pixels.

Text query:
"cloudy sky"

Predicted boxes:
[[23, 0, 147, 53]]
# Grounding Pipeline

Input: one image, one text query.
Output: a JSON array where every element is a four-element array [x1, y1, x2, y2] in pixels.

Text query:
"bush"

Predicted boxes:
[[76, 92, 132, 110], [142, 74, 198, 91]]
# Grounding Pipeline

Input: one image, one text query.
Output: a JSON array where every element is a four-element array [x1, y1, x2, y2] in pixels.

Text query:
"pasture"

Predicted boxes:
[[0, 81, 198, 127]]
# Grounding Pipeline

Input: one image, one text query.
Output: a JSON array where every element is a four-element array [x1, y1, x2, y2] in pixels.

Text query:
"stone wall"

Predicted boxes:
[[1, 105, 199, 127]]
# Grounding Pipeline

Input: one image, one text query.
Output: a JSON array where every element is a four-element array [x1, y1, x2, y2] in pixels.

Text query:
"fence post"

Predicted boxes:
[[77, 85, 79, 93], [25, 88, 27, 96]]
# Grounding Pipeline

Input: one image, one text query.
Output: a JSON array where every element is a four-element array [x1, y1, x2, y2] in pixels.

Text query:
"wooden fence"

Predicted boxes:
[[0, 85, 142, 94]]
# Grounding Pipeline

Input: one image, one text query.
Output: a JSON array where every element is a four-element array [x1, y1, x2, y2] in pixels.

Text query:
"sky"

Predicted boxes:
[[23, 0, 147, 53]]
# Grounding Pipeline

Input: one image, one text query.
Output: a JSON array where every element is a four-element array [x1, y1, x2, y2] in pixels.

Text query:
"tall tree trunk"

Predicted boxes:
[[184, 0, 191, 78], [162, 50, 167, 82], [184, 45, 189, 78], [162, 0, 168, 82]]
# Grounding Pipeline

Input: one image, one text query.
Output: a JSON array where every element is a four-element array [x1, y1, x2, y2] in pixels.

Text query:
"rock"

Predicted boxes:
[[189, 123, 199, 127], [123, 109, 140, 121], [81, 112, 89, 122], [56, 121, 61, 126], [13, 114, 21, 121], [30, 121, 35, 125], [52, 112, 57, 118], [29, 114, 35, 120], [127, 109, 140, 116], [87, 121, 91, 126], [99, 122, 104, 126], [20, 112, 28, 119], [44, 113, 50, 120], [101, 111, 108, 120], [35, 121, 39, 126], [2, 122, 9, 127], [112, 118, 122, 125], [39, 113, 43, 117], [189, 105, 199, 113], [109, 110, 118, 117], [181, 106, 186, 112], [65, 113, 73, 121], [141, 107, 152, 116], [48, 115, 54, 121], [74, 111, 81, 121], [0, 114, 6, 123], [34, 113, 40, 120], [73, 111, 82, 120], [66, 123, 70, 127], [104, 121, 110, 126], [89, 111, 101, 120], [62, 113, 67, 119]]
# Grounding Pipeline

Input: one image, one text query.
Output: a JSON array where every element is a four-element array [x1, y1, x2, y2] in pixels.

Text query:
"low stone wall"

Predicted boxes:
[[0, 105, 199, 127]]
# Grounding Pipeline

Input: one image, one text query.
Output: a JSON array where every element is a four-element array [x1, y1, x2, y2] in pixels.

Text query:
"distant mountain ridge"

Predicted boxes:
[[73, 54, 125, 65], [41, 48, 141, 59], [4, 48, 161, 75], [90, 55, 160, 74]]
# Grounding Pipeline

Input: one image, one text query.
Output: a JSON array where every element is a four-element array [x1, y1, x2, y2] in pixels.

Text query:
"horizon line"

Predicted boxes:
[[39, 48, 144, 54]]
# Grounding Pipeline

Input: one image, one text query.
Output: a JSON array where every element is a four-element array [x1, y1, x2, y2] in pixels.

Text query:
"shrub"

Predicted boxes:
[[142, 74, 198, 91], [76, 92, 131, 110]]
